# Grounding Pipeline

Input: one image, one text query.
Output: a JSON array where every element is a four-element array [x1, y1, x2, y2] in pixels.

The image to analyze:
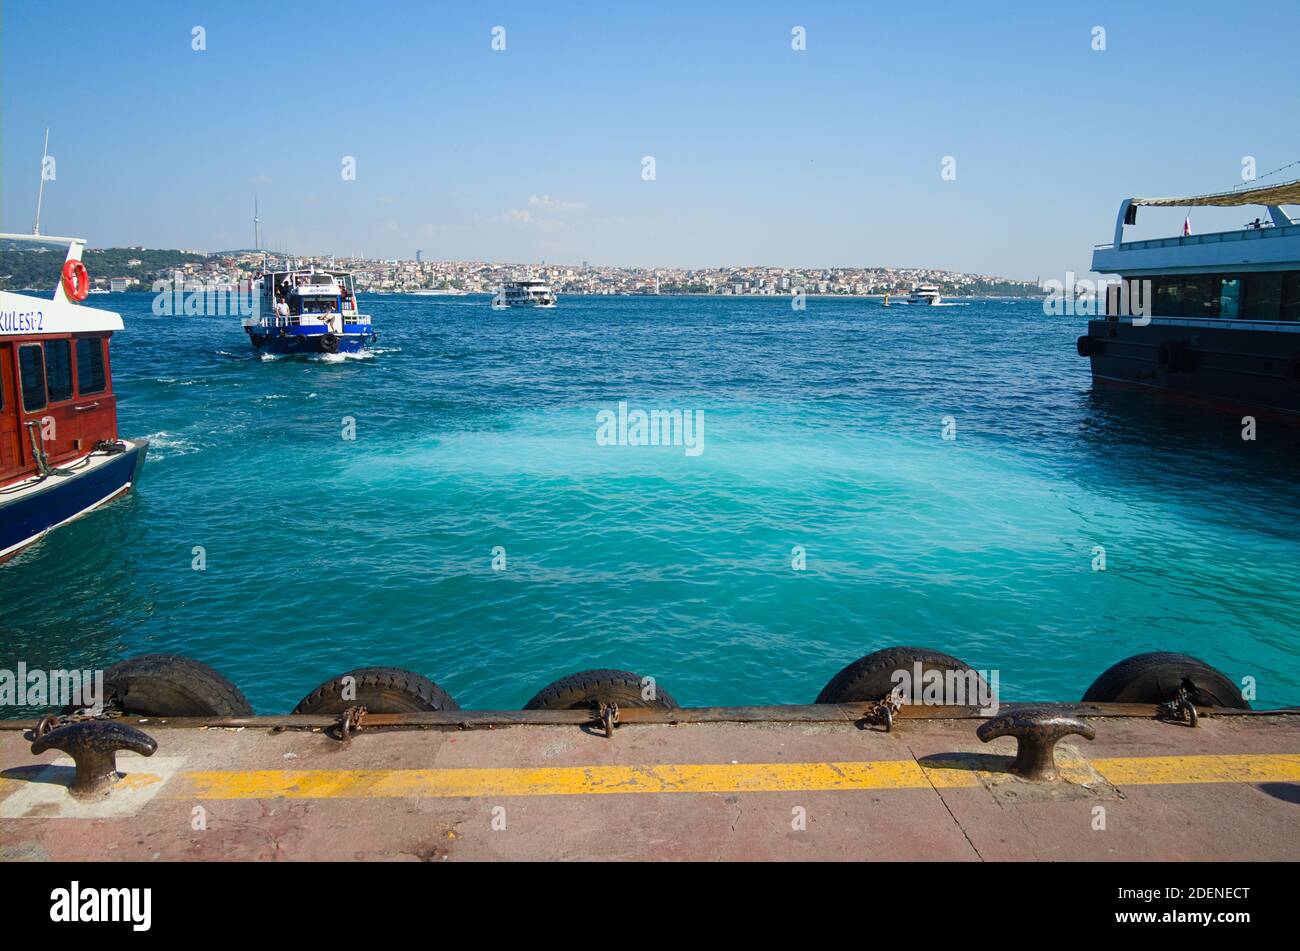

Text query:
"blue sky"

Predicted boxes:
[[3, 0, 1298, 279]]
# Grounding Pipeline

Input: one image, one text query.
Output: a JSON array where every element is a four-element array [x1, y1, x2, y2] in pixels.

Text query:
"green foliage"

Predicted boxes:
[[0, 244, 207, 291]]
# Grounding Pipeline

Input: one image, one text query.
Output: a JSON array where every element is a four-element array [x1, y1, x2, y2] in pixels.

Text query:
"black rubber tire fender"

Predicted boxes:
[[292, 666, 459, 715], [1082, 652, 1248, 708], [1076, 334, 1102, 358], [320, 333, 340, 354], [1158, 340, 1190, 373], [96, 653, 253, 717], [523, 668, 677, 710], [815, 646, 984, 705]]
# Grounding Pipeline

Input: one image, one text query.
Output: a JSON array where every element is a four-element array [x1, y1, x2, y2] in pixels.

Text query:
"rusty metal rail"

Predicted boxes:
[[1, 701, 1292, 734]]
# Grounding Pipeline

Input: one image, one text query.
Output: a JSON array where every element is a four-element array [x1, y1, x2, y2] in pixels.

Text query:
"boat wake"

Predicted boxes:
[[142, 431, 200, 460]]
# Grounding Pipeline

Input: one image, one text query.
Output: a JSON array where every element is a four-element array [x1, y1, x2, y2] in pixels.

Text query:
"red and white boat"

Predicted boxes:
[[0, 233, 147, 564]]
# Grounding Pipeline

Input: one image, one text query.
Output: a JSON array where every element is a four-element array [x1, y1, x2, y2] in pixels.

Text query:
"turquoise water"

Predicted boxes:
[[3, 294, 1299, 712]]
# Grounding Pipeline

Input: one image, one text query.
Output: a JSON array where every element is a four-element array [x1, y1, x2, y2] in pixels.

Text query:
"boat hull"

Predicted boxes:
[[0, 438, 148, 564], [246, 329, 375, 355], [1082, 319, 1300, 416]]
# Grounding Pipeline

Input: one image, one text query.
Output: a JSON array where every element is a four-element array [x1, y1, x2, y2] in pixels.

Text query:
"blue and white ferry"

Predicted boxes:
[[0, 233, 147, 564], [243, 266, 376, 355]]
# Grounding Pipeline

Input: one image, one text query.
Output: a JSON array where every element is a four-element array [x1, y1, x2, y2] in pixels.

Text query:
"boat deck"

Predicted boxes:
[[2, 706, 1297, 861]]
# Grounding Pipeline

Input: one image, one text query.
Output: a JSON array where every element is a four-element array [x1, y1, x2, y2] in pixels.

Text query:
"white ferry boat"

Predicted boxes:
[[1079, 178, 1300, 415], [496, 279, 557, 308], [908, 284, 942, 305]]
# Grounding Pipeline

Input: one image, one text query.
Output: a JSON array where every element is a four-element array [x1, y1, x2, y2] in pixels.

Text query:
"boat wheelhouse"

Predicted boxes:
[[1080, 179, 1300, 415], [244, 267, 376, 355], [0, 234, 147, 564], [908, 284, 941, 306], [496, 279, 557, 308]]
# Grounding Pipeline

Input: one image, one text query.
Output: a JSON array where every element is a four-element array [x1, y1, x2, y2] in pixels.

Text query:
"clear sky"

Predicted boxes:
[[2, 0, 1298, 279]]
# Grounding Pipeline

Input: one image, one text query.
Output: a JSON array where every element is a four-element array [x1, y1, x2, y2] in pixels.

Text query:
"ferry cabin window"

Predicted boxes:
[[1148, 273, 1298, 320], [1242, 272, 1284, 320], [76, 337, 107, 394], [18, 344, 47, 412], [1218, 277, 1241, 318], [45, 340, 74, 402], [1182, 276, 1217, 318], [1153, 278, 1182, 317], [1284, 272, 1300, 322]]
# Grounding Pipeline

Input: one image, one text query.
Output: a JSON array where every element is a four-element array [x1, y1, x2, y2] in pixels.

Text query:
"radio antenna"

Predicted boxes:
[[33, 128, 49, 235]]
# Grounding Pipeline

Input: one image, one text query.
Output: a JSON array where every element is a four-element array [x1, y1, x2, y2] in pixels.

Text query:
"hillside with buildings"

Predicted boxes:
[[2, 245, 1044, 298]]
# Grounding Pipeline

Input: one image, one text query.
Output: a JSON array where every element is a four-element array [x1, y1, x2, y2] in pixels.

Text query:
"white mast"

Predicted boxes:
[[254, 195, 260, 251], [33, 128, 49, 236]]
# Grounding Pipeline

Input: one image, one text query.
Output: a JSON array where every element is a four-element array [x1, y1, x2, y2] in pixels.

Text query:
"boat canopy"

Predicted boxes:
[[1128, 178, 1300, 208]]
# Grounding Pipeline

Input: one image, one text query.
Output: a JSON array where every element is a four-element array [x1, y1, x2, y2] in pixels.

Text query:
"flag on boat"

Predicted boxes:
[[1183, 215, 1192, 236]]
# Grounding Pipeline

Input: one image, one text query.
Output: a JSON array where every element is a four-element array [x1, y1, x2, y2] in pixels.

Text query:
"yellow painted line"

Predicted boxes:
[[173, 752, 1300, 800], [1094, 753, 1300, 786], [181, 760, 978, 799]]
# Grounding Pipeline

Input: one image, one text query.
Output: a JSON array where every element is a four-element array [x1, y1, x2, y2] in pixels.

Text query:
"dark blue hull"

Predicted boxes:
[[0, 440, 147, 563], [246, 327, 376, 355], [1083, 319, 1300, 417]]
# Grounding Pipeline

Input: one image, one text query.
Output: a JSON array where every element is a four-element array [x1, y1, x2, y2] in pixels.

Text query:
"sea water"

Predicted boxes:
[[2, 294, 1298, 713]]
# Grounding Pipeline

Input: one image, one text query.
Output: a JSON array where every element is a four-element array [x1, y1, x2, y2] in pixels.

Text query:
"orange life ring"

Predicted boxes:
[[61, 259, 90, 302]]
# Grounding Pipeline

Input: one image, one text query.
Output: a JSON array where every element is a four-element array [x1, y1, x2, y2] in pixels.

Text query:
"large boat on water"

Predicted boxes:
[[1079, 179, 1300, 415], [495, 278, 557, 308], [908, 284, 941, 305], [0, 234, 147, 563], [243, 267, 376, 354]]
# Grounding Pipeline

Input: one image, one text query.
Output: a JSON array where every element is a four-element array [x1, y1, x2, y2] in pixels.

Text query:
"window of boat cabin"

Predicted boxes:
[[1182, 276, 1218, 318], [1284, 272, 1300, 321], [76, 337, 107, 394], [1159, 276, 1190, 317], [18, 344, 47, 412], [45, 340, 74, 402], [1241, 272, 1284, 320], [1218, 277, 1241, 317]]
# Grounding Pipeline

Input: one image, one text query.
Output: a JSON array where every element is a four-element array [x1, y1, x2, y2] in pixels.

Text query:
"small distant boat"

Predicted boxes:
[[908, 284, 942, 306], [495, 279, 557, 309], [243, 267, 377, 355], [87, 287, 110, 295]]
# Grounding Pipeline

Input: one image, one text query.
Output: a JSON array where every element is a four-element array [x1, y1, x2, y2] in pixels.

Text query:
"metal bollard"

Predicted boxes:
[[976, 708, 1096, 782]]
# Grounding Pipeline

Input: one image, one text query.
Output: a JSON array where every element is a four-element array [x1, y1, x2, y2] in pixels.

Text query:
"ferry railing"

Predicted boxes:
[[1094, 221, 1300, 252]]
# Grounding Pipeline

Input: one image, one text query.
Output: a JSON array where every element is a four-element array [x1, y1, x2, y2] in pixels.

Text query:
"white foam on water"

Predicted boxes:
[[142, 431, 199, 460]]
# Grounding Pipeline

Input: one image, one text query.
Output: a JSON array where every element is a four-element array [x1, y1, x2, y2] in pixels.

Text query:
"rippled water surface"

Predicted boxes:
[[3, 294, 1298, 711]]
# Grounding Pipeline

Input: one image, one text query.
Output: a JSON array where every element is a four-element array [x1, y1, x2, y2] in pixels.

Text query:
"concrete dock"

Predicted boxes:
[[2, 706, 1297, 861]]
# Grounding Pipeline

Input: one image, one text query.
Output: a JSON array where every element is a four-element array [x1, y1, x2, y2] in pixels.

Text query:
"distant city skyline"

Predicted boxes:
[[2, 1, 1298, 280]]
